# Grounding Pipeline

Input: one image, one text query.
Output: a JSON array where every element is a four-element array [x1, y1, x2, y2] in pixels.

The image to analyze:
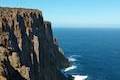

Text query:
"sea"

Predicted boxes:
[[53, 28, 120, 80]]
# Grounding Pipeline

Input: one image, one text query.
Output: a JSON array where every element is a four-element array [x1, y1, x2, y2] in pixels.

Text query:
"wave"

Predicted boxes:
[[68, 57, 77, 62], [71, 54, 82, 58], [68, 54, 82, 62], [64, 65, 77, 72], [66, 54, 88, 80], [72, 75, 88, 80]]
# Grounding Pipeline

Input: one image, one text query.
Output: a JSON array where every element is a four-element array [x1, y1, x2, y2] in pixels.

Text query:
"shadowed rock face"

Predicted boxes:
[[0, 7, 70, 80]]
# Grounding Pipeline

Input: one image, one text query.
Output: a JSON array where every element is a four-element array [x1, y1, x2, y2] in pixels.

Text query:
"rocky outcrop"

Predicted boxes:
[[0, 7, 70, 80]]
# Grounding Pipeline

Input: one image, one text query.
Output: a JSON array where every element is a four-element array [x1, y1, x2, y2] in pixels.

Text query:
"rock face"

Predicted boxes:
[[0, 7, 70, 80]]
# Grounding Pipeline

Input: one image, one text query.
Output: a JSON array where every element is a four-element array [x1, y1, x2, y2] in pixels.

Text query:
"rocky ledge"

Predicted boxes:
[[0, 7, 70, 80]]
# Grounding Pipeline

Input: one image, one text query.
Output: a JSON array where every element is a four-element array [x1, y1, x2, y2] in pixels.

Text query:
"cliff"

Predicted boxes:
[[0, 7, 70, 80]]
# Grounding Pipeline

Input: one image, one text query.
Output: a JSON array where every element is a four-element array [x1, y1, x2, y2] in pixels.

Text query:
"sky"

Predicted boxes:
[[0, 0, 120, 28]]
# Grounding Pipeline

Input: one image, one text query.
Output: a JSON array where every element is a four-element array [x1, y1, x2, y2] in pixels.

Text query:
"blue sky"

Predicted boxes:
[[0, 0, 120, 27]]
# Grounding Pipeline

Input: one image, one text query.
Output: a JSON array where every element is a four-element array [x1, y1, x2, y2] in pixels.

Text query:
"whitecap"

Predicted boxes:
[[72, 75, 88, 80], [68, 57, 77, 62], [71, 55, 82, 58], [64, 65, 77, 72]]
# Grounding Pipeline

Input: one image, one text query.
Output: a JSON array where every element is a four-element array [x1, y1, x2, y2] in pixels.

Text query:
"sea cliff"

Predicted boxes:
[[0, 7, 70, 80]]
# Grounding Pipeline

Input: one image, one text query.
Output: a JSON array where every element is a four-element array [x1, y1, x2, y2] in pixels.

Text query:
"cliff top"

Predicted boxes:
[[44, 21, 51, 24], [0, 7, 42, 16], [0, 7, 41, 12]]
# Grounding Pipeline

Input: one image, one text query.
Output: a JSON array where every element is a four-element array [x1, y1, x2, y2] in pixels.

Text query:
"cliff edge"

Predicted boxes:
[[0, 7, 70, 80]]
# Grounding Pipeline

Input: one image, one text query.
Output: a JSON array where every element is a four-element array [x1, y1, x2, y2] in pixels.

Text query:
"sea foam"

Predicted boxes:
[[68, 57, 77, 62], [72, 75, 88, 80], [64, 65, 77, 72]]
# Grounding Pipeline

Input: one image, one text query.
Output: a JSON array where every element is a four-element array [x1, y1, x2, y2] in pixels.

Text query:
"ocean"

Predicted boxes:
[[53, 28, 120, 80]]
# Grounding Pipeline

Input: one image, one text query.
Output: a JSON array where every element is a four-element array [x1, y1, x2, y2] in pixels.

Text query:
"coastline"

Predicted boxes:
[[63, 56, 88, 80]]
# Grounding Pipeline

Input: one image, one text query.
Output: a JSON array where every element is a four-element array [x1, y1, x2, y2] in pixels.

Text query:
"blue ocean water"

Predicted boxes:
[[53, 28, 120, 80]]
